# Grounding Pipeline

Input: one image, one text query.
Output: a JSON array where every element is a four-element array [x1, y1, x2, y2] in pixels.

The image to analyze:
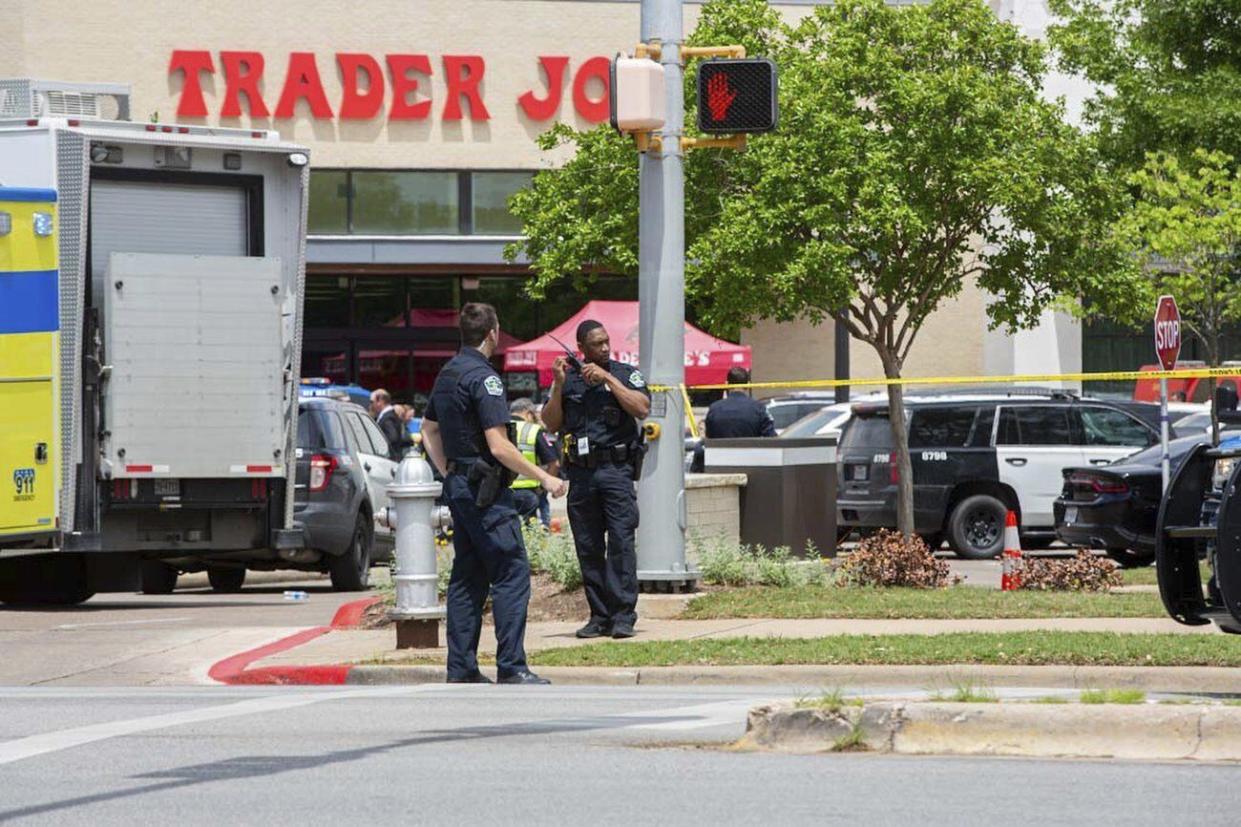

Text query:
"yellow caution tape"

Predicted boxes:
[[679, 384, 700, 439], [650, 367, 1239, 394]]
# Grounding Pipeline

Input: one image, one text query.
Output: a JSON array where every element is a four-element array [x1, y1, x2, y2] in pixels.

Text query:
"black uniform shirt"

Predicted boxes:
[[561, 360, 651, 447], [424, 348, 510, 461], [705, 391, 777, 439]]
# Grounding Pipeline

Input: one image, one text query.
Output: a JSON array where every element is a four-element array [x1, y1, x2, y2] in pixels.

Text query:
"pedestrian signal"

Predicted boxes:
[[696, 58, 778, 134]]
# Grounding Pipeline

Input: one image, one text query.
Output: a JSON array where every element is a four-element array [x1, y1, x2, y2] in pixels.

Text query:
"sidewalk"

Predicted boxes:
[[249, 614, 1218, 672]]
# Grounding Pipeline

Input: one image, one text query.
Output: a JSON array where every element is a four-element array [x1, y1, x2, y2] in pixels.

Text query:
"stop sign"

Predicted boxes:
[[1154, 295, 1181, 371]]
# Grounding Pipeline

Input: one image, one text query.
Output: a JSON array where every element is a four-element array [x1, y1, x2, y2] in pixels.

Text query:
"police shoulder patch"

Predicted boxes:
[[629, 370, 645, 388], [483, 375, 504, 397]]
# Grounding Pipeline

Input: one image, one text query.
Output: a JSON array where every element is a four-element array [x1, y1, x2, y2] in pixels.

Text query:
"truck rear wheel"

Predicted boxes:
[[329, 515, 372, 592], [947, 495, 1008, 560], [140, 561, 179, 595], [207, 567, 246, 593]]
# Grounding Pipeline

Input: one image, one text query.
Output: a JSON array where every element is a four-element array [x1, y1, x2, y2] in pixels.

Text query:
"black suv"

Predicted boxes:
[[836, 392, 1173, 558]]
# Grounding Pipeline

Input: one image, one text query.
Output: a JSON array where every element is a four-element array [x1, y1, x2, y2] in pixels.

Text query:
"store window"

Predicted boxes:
[[307, 170, 349, 234], [353, 277, 407, 329], [472, 172, 534, 235], [351, 171, 459, 235], [305, 276, 350, 328]]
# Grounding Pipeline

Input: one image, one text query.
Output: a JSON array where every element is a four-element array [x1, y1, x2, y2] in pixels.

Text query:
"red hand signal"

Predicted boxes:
[[706, 73, 737, 121]]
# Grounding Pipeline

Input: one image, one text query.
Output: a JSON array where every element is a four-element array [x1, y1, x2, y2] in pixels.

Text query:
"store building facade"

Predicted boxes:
[[4, 0, 1126, 404]]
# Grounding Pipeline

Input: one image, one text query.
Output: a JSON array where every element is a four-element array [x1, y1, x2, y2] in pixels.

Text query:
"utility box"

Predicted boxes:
[[610, 55, 665, 132], [704, 437, 837, 557]]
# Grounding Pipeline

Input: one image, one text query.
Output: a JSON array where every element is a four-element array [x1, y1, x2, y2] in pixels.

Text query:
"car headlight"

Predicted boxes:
[[1213, 456, 1236, 490]]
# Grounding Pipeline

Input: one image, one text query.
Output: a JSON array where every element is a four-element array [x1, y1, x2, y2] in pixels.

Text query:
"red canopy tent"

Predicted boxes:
[[504, 300, 750, 387]]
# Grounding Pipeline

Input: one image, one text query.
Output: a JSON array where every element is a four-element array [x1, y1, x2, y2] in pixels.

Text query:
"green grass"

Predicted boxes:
[[931, 681, 997, 703], [1121, 562, 1211, 587], [1032, 696, 1070, 704], [794, 688, 863, 714], [681, 585, 1166, 620], [528, 632, 1241, 668], [1080, 688, 1147, 704]]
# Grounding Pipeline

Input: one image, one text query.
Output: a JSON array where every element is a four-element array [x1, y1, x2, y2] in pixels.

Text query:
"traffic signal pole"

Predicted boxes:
[[636, 0, 694, 589]]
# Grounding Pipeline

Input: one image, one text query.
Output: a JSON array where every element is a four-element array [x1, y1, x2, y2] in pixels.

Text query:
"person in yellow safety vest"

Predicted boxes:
[[510, 398, 559, 527]]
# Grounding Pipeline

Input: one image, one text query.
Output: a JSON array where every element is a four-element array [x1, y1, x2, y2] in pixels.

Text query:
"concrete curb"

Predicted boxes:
[[343, 663, 1241, 691], [208, 596, 382, 685], [739, 702, 1241, 761]]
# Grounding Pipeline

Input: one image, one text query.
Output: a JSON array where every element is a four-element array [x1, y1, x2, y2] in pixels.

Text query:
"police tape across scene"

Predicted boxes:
[[650, 366, 1241, 394]]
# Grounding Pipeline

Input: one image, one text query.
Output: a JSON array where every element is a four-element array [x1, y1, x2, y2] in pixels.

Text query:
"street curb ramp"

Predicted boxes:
[[208, 597, 381, 685], [738, 702, 1241, 762]]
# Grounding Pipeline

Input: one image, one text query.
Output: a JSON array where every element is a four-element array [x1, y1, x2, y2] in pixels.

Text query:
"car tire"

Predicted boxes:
[[329, 514, 372, 592], [947, 495, 1009, 559], [207, 567, 246, 593], [1105, 547, 1155, 569], [140, 560, 179, 595]]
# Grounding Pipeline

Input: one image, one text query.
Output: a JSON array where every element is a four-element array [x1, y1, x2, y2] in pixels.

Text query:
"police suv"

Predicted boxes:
[[835, 392, 1175, 559]]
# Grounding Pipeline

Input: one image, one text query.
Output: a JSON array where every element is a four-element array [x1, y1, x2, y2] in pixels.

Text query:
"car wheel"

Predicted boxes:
[[207, 567, 246, 593], [1105, 547, 1155, 569], [329, 514, 372, 592], [948, 495, 1008, 559], [140, 560, 179, 595]]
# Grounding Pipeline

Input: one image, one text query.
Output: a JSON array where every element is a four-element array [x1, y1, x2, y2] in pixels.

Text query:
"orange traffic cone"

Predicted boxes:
[[1000, 511, 1023, 591]]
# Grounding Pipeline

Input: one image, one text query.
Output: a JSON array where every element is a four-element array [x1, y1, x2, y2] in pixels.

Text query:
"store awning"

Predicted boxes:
[[503, 300, 750, 387]]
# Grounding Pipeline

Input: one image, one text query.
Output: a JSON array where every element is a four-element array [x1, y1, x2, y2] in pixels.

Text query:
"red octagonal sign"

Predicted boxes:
[[1154, 294, 1182, 371]]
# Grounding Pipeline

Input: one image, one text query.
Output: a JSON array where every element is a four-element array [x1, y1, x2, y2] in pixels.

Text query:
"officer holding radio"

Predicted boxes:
[[541, 320, 650, 639], [421, 303, 567, 685]]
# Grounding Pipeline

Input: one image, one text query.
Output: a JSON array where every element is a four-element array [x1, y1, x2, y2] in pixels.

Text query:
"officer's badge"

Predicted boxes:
[[484, 376, 504, 397], [629, 370, 646, 388]]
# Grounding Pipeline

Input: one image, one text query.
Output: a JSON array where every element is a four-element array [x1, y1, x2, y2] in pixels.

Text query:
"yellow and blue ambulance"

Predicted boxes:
[[0, 187, 59, 547]]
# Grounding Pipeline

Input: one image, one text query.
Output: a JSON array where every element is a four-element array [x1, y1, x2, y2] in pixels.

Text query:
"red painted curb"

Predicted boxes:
[[208, 595, 382, 685]]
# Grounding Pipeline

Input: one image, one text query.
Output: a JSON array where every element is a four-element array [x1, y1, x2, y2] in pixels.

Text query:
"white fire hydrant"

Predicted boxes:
[[386, 453, 447, 649]]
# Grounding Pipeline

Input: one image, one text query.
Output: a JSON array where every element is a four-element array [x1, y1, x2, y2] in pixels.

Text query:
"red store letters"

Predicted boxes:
[[168, 50, 610, 123]]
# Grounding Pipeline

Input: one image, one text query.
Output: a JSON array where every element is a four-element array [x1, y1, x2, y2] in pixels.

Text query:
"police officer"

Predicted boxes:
[[541, 319, 650, 639], [420, 303, 567, 685], [704, 368, 777, 439], [509, 397, 559, 526]]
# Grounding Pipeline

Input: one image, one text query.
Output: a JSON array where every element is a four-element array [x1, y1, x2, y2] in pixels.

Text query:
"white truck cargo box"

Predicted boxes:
[[102, 252, 287, 479]]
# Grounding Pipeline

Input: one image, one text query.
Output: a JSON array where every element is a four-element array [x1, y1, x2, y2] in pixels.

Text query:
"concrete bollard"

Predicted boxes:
[[386, 454, 447, 649]]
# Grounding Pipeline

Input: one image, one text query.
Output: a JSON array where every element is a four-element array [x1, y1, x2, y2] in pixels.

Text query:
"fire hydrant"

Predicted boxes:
[[386, 453, 447, 649]]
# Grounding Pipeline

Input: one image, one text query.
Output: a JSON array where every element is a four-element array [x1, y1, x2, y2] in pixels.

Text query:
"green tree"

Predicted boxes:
[[507, 0, 1135, 536], [1048, 0, 1241, 169], [1119, 150, 1241, 435]]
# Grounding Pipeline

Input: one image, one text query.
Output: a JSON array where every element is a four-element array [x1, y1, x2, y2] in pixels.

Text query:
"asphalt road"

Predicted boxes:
[[0, 684, 1235, 826]]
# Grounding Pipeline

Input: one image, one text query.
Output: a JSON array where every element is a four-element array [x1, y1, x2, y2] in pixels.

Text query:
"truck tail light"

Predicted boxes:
[[309, 454, 337, 492], [889, 460, 900, 484]]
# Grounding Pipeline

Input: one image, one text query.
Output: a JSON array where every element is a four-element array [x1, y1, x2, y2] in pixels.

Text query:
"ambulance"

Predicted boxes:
[[0, 79, 310, 603]]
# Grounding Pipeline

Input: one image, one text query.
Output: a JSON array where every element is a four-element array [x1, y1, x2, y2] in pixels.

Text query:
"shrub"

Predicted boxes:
[[697, 539, 820, 587], [837, 529, 953, 589], [523, 520, 583, 591], [1019, 550, 1122, 592]]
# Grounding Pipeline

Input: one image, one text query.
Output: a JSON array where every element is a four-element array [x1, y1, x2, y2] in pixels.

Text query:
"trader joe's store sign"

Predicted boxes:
[[169, 50, 611, 122]]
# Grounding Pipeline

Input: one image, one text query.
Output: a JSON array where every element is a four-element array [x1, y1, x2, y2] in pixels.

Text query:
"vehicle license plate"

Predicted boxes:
[[1065, 506, 1078, 524], [850, 465, 868, 481], [154, 479, 180, 497]]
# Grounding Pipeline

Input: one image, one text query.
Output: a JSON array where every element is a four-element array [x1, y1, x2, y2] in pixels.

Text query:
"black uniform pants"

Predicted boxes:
[[566, 462, 638, 627], [443, 474, 530, 680]]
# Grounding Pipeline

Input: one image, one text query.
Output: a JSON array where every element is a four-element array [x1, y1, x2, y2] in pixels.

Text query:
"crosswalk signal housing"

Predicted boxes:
[[696, 58, 778, 135]]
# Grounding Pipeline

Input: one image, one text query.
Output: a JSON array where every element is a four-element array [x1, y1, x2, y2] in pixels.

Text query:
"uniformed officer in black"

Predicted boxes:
[[541, 319, 651, 639], [705, 367, 777, 439], [421, 303, 567, 685]]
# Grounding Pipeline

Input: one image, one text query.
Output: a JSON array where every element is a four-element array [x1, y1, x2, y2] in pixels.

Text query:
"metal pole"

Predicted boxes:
[[636, 0, 694, 588], [1160, 376, 1170, 492], [834, 314, 850, 405]]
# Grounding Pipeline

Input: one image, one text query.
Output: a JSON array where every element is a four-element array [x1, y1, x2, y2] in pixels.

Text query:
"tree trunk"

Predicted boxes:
[[878, 349, 915, 538]]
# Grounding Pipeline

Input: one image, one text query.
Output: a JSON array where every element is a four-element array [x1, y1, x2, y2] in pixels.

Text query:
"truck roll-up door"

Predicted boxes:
[[88, 179, 250, 299]]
